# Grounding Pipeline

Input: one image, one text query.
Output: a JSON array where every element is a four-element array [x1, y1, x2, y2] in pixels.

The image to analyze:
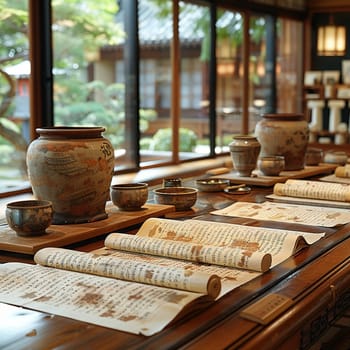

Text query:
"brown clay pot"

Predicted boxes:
[[26, 127, 115, 224], [229, 135, 261, 177], [254, 113, 309, 171]]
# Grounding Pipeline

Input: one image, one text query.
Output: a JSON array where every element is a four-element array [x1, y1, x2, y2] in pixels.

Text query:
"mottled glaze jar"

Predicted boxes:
[[229, 135, 261, 177], [255, 113, 309, 171], [26, 127, 115, 224]]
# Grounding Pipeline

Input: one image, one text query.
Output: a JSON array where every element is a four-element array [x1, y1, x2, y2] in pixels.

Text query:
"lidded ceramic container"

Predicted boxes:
[[26, 126, 115, 224], [255, 113, 309, 171]]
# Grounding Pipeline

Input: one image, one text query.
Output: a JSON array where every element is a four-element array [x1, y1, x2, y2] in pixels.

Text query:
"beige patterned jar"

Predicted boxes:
[[26, 127, 115, 224], [255, 113, 309, 171], [229, 135, 261, 177]]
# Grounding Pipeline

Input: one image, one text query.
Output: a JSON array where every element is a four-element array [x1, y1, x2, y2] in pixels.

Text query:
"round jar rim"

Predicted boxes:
[[232, 135, 258, 140], [262, 113, 305, 120], [36, 126, 106, 138]]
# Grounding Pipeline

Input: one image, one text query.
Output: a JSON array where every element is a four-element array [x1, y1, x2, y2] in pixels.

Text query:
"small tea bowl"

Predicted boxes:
[[154, 187, 198, 211], [163, 178, 182, 187], [110, 183, 148, 211], [6, 200, 53, 237], [196, 178, 230, 192], [305, 147, 323, 166], [257, 156, 285, 176], [324, 151, 348, 165]]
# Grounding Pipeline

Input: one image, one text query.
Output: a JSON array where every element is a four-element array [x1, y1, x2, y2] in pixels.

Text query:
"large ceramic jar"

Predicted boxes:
[[229, 135, 261, 177], [26, 127, 115, 224], [255, 113, 309, 171]]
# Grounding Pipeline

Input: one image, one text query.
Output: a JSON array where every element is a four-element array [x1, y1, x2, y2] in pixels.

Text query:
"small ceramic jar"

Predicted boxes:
[[229, 135, 261, 177]]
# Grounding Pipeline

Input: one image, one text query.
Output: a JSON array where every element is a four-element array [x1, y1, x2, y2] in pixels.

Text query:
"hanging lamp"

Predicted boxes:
[[317, 16, 346, 56]]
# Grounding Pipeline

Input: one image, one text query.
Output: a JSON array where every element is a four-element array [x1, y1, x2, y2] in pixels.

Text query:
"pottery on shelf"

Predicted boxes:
[[229, 135, 261, 177], [26, 126, 115, 224], [255, 113, 309, 171]]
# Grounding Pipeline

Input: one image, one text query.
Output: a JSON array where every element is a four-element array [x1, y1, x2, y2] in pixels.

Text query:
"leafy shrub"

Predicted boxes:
[[149, 128, 197, 152]]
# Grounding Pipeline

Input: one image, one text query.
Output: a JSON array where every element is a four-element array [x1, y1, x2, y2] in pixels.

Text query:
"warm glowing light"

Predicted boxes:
[[317, 25, 346, 56], [217, 63, 235, 76]]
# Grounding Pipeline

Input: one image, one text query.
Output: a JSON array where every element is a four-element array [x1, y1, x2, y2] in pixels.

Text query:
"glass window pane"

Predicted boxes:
[[179, 1, 211, 159], [276, 18, 303, 113], [51, 1, 130, 170], [0, 0, 30, 191], [216, 8, 244, 152], [1, 0, 307, 194], [139, 0, 172, 166], [249, 14, 268, 132]]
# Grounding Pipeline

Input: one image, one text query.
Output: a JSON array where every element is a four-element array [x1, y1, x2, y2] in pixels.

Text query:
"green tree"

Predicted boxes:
[[0, 0, 28, 161], [54, 80, 156, 148], [0, 0, 123, 173]]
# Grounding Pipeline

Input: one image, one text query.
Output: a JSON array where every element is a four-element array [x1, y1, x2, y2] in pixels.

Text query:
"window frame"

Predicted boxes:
[[28, 0, 306, 174]]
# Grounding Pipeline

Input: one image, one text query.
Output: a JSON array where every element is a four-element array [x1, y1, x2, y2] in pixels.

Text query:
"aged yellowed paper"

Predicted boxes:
[[212, 201, 350, 227]]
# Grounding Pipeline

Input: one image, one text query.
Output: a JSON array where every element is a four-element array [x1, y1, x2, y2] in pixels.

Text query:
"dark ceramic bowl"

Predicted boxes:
[[154, 187, 198, 211], [110, 183, 148, 211], [6, 200, 53, 237]]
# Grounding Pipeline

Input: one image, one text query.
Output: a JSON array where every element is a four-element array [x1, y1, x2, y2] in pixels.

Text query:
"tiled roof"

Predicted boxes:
[[116, 1, 206, 46]]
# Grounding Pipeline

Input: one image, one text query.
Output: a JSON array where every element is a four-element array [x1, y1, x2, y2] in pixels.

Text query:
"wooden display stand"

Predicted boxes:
[[0, 203, 175, 254]]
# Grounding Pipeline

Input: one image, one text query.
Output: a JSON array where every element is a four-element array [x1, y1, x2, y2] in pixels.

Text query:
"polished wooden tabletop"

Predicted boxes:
[[1, 180, 349, 350]]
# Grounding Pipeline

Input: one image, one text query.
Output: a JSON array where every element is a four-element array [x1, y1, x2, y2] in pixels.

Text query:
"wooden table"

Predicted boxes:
[[1, 182, 349, 349]]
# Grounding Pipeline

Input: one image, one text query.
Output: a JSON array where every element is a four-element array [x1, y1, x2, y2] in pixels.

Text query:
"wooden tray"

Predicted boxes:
[[0, 203, 175, 255], [213, 164, 337, 187]]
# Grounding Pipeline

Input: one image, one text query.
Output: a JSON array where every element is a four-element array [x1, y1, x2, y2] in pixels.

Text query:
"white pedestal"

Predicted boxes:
[[307, 100, 325, 132], [328, 100, 345, 132], [307, 100, 325, 131]]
